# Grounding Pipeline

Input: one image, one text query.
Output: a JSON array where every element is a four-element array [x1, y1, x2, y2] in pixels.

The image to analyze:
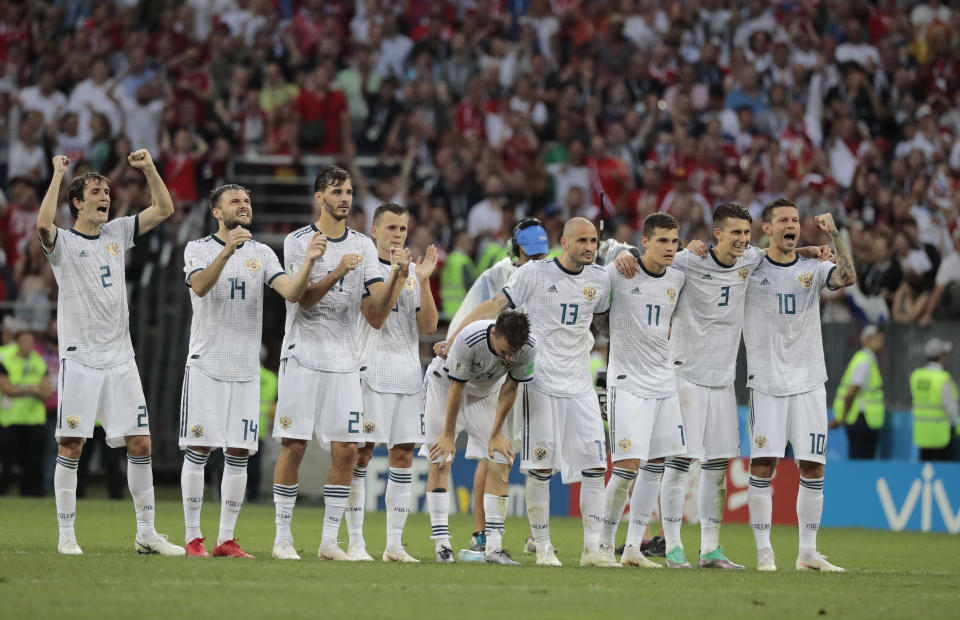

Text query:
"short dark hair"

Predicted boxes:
[[494, 310, 531, 351], [373, 202, 407, 223], [642, 212, 679, 237], [314, 165, 350, 193], [713, 202, 753, 229], [761, 198, 798, 224], [208, 183, 250, 212], [68, 172, 109, 219]]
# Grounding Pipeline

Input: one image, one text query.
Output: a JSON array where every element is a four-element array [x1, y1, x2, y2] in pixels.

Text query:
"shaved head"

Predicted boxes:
[[560, 217, 599, 268], [563, 217, 596, 239]]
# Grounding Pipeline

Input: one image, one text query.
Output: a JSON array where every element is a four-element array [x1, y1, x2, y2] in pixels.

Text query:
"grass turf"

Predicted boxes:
[[0, 495, 957, 619]]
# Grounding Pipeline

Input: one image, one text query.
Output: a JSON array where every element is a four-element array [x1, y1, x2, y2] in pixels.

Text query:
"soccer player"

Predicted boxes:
[[349, 203, 439, 563], [178, 184, 326, 558], [445, 217, 612, 567], [38, 152, 184, 556], [744, 199, 855, 572], [599, 213, 686, 569], [427, 311, 536, 564], [271, 166, 409, 561]]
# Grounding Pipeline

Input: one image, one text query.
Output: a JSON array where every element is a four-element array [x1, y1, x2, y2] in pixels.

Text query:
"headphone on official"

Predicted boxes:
[[507, 217, 546, 261]]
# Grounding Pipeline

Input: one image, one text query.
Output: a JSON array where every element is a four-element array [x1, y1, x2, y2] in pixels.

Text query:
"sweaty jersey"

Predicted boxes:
[[606, 262, 685, 398], [358, 257, 422, 394], [281, 225, 383, 373], [743, 255, 837, 396], [503, 258, 610, 397], [670, 247, 764, 387], [42, 216, 139, 369], [444, 319, 536, 397], [183, 235, 285, 382]]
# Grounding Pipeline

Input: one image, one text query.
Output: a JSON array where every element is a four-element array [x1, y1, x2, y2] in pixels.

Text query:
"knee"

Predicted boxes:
[[355, 444, 374, 468], [798, 460, 824, 479], [388, 446, 414, 469], [224, 447, 249, 457], [488, 462, 510, 485], [125, 435, 151, 457], [58, 438, 83, 459], [749, 457, 777, 479], [281, 439, 308, 463], [332, 443, 359, 469]]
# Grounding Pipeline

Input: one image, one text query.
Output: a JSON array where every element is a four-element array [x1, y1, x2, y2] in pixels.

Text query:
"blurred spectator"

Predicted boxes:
[[160, 127, 208, 209], [8, 115, 47, 183]]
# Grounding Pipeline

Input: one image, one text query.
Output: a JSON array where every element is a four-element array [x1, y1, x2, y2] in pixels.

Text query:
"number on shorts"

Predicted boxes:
[[809, 432, 826, 456], [678, 424, 685, 446], [137, 405, 148, 428], [100, 265, 112, 288], [242, 418, 258, 440], [595, 440, 604, 461], [420, 413, 425, 435], [348, 411, 361, 434]]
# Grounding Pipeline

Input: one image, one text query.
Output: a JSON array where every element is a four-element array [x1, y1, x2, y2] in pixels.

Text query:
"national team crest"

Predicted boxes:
[[245, 257, 262, 274], [278, 416, 293, 430], [738, 266, 749, 282], [363, 420, 376, 433], [618, 438, 632, 452], [666, 288, 677, 303], [405, 276, 416, 291], [534, 447, 548, 461], [754, 435, 767, 449], [583, 286, 597, 302], [798, 272, 814, 288], [191, 424, 204, 438], [66, 416, 80, 429], [106, 242, 119, 256]]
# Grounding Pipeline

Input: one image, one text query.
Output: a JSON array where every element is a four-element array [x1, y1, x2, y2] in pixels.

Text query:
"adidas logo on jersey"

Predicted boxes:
[[760, 278, 771, 285], [630, 287, 640, 294], [547, 285, 558, 292], [701, 274, 712, 280], [79, 250, 88, 257]]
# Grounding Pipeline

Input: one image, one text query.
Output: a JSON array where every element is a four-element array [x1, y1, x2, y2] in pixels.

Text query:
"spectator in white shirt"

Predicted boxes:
[[17, 70, 66, 129]]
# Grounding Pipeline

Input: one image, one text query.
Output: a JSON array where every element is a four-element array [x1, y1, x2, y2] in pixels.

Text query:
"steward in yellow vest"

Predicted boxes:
[[831, 325, 884, 459], [910, 338, 959, 462]]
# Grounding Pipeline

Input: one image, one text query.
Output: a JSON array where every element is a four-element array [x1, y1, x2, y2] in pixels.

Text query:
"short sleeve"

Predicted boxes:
[[818, 260, 839, 290], [745, 246, 765, 267], [362, 236, 384, 290], [594, 270, 612, 314], [261, 245, 286, 286], [502, 262, 536, 309], [40, 229, 62, 266], [509, 348, 536, 382], [848, 359, 871, 387], [111, 215, 138, 251], [183, 242, 210, 286], [284, 234, 306, 278], [445, 331, 471, 382]]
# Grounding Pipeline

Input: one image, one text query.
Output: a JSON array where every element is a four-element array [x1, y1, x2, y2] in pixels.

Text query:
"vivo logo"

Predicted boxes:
[[876, 463, 960, 533]]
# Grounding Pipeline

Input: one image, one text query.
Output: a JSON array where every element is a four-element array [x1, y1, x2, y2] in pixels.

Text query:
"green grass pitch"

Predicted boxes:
[[0, 495, 957, 619]]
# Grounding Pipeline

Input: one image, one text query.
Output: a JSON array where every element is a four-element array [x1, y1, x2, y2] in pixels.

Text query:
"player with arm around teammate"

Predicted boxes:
[[178, 184, 325, 558], [38, 152, 184, 556]]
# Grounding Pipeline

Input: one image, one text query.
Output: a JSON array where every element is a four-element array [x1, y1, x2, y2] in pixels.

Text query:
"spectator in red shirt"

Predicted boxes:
[[294, 62, 350, 156], [161, 127, 208, 208]]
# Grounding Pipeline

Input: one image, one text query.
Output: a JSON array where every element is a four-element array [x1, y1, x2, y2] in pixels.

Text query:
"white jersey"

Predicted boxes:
[[358, 257, 421, 394], [670, 247, 764, 387], [42, 216, 138, 369], [606, 262, 685, 398], [444, 319, 536, 397], [503, 258, 610, 397], [448, 256, 516, 334], [183, 235, 285, 382], [281, 225, 382, 373], [743, 255, 837, 396]]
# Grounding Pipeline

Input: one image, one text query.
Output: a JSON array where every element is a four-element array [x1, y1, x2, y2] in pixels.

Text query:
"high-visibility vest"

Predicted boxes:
[[0, 343, 48, 426], [440, 250, 476, 317], [833, 349, 884, 429], [909, 366, 958, 449], [477, 242, 507, 273], [259, 366, 278, 439]]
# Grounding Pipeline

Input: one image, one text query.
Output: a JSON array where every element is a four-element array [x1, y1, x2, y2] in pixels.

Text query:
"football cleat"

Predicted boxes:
[[470, 531, 487, 552], [58, 535, 83, 556], [796, 553, 845, 573], [272, 541, 301, 560], [580, 550, 622, 568], [757, 547, 777, 572], [185, 537, 210, 557], [524, 536, 537, 554], [484, 549, 520, 565], [665, 545, 691, 569], [383, 545, 420, 563], [435, 545, 455, 563], [620, 544, 662, 568], [598, 543, 617, 564], [346, 545, 374, 562], [699, 547, 745, 570], [642, 535, 666, 557], [536, 544, 562, 567], [317, 542, 351, 561], [213, 539, 254, 558], [136, 532, 187, 557]]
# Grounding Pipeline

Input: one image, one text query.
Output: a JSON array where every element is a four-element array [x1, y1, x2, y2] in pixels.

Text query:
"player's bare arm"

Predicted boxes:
[[128, 149, 175, 235], [488, 376, 519, 465], [189, 226, 253, 296], [299, 252, 361, 307], [415, 244, 440, 334], [816, 213, 857, 289], [361, 247, 411, 329], [37, 155, 69, 247], [429, 379, 465, 463], [433, 293, 509, 357], [271, 232, 327, 302]]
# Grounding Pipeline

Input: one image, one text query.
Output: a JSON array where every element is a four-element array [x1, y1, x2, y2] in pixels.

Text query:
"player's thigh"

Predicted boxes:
[[273, 358, 321, 441], [676, 376, 708, 459], [100, 359, 149, 447], [179, 366, 229, 450], [55, 359, 104, 441], [224, 378, 260, 454], [748, 389, 788, 460], [608, 387, 656, 462], [361, 381, 396, 445], [317, 371, 366, 446], [558, 392, 607, 475], [387, 390, 425, 448], [648, 394, 687, 460], [701, 384, 741, 460], [518, 384, 560, 473], [787, 386, 828, 464], [463, 391, 509, 463]]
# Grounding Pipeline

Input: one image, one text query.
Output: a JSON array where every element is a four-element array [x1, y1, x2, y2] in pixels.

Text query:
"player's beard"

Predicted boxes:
[[323, 197, 349, 221], [223, 215, 251, 230]]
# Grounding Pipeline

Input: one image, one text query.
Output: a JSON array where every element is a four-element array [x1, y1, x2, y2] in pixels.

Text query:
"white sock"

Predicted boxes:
[[483, 493, 508, 554], [55, 455, 79, 536], [698, 459, 728, 554], [346, 466, 367, 549], [525, 472, 552, 550], [181, 449, 207, 543], [748, 475, 773, 551], [580, 468, 606, 553], [273, 483, 298, 546], [217, 454, 248, 546], [385, 467, 412, 550], [660, 459, 690, 550], [321, 484, 350, 546], [426, 491, 450, 548], [127, 453, 157, 537], [602, 467, 636, 548], [797, 476, 824, 557], [625, 463, 663, 546]]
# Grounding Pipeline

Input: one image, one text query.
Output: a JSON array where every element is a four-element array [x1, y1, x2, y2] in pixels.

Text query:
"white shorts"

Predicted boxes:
[[607, 387, 687, 462], [749, 386, 828, 464], [55, 358, 149, 448], [360, 381, 425, 448], [273, 358, 365, 447], [465, 397, 524, 459], [420, 369, 506, 464], [676, 376, 740, 461], [178, 367, 260, 454], [519, 384, 607, 483]]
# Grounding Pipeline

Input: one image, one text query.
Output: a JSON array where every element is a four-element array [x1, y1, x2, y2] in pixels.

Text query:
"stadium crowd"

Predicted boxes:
[[0, 0, 959, 329]]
